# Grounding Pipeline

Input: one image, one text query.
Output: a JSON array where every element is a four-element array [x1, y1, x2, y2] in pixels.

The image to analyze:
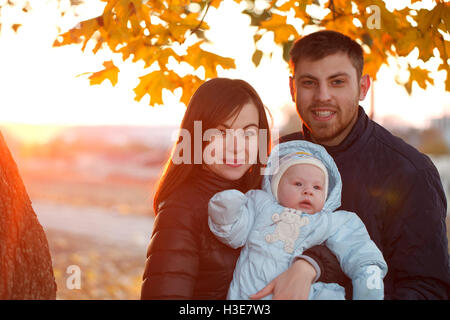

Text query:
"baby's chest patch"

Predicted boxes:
[[264, 208, 310, 253]]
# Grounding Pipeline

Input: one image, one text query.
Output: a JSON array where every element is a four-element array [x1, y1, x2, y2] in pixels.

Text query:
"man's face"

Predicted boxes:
[[289, 53, 370, 146]]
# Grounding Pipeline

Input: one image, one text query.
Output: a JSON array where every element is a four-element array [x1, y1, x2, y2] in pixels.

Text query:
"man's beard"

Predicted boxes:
[[302, 95, 360, 145]]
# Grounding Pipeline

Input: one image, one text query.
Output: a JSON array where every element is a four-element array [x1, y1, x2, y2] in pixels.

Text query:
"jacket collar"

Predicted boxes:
[[190, 165, 244, 200], [302, 106, 373, 159]]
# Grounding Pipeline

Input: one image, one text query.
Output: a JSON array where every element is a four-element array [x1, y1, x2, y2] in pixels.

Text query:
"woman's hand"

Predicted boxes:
[[249, 259, 316, 300]]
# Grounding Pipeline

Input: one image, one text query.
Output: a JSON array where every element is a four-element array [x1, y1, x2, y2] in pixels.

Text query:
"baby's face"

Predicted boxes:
[[277, 164, 326, 214]]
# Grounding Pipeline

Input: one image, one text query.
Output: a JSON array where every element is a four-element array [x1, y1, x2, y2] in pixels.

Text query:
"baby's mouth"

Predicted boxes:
[[299, 200, 312, 207]]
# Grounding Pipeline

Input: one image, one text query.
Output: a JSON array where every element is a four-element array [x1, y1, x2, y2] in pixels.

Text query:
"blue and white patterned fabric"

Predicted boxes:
[[208, 140, 388, 300]]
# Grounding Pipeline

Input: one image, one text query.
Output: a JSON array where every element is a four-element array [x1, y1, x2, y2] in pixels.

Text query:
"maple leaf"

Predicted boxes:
[[395, 28, 419, 56], [12, 24, 21, 32], [24, 0, 444, 107], [260, 14, 299, 44], [179, 74, 203, 106], [416, 6, 442, 34], [184, 41, 235, 79], [406, 65, 434, 94], [52, 16, 101, 51], [134, 70, 179, 105], [89, 60, 120, 86]]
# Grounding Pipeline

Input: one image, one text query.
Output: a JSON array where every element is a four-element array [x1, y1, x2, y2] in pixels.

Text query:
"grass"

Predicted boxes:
[[46, 229, 145, 300]]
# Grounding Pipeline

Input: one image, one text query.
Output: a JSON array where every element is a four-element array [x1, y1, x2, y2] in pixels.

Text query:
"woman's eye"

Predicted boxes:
[[244, 129, 257, 137]]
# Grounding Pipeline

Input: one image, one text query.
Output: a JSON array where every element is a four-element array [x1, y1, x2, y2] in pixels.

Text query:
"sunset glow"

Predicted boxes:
[[0, 0, 449, 144]]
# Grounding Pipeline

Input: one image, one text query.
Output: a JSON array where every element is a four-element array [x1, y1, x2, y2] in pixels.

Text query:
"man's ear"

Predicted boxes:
[[289, 76, 296, 103], [359, 74, 371, 101]]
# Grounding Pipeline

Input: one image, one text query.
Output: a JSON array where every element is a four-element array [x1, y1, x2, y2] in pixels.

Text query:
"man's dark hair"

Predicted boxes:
[[289, 30, 364, 79]]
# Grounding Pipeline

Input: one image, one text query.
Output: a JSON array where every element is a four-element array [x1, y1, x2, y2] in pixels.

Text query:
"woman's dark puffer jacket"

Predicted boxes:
[[141, 167, 243, 299]]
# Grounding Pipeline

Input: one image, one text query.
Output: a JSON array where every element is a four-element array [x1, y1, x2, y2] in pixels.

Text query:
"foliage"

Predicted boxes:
[[1, 0, 449, 106]]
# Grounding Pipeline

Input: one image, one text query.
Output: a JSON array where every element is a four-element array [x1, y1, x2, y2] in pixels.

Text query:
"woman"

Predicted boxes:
[[140, 78, 315, 299]]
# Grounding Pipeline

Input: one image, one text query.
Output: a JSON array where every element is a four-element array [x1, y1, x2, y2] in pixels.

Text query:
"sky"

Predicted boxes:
[[0, 0, 449, 143]]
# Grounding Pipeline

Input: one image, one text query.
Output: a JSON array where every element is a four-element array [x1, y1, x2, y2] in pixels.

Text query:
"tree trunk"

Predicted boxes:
[[0, 131, 57, 299]]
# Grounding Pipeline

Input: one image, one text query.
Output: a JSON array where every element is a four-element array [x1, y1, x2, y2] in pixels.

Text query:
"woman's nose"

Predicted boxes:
[[226, 131, 245, 153]]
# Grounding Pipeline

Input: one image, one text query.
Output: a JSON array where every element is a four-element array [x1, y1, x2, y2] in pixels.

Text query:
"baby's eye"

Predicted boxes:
[[295, 182, 302, 187], [314, 185, 322, 190]]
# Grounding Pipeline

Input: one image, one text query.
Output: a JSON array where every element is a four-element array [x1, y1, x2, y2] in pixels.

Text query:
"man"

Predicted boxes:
[[279, 30, 450, 299]]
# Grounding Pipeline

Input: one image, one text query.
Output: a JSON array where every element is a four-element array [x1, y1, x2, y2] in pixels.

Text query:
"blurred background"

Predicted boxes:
[[0, 0, 449, 299]]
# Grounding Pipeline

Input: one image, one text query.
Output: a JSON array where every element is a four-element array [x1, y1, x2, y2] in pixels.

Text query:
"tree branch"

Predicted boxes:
[[190, 0, 211, 36]]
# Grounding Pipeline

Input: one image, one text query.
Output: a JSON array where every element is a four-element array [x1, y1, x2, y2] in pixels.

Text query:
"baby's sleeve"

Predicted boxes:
[[325, 211, 388, 300], [208, 189, 264, 249]]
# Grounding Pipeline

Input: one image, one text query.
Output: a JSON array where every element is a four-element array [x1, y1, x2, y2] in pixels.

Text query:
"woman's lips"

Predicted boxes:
[[224, 158, 245, 167], [225, 163, 243, 168]]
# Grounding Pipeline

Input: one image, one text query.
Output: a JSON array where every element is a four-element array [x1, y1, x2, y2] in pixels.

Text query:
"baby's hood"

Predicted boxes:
[[262, 140, 342, 212]]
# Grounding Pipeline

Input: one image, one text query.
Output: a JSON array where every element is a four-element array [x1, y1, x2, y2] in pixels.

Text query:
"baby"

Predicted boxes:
[[208, 140, 387, 300]]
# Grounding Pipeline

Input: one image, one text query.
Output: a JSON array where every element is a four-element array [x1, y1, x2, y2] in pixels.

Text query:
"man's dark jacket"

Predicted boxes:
[[281, 106, 450, 299]]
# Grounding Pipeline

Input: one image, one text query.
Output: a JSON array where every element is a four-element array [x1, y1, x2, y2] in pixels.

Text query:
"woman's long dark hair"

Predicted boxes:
[[153, 78, 272, 214]]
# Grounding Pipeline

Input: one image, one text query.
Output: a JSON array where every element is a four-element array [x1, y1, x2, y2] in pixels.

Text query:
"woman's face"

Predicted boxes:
[[204, 101, 260, 181]]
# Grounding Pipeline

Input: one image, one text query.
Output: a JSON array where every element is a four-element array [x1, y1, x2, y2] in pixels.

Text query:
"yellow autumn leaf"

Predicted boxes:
[[147, 24, 172, 46], [325, 0, 351, 10], [12, 24, 21, 32], [89, 60, 119, 86], [441, 3, 450, 32], [260, 14, 299, 44], [45, 0, 449, 109], [396, 28, 419, 56], [53, 16, 100, 52], [184, 41, 235, 79], [417, 6, 442, 34], [365, 0, 398, 32], [179, 74, 203, 106], [440, 63, 450, 91], [120, 40, 181, 68], [363, 54, 383, 80], [167, 0, 190, 6], [408, 65, 434, 90], [416, 33, 435, 62], [134, 70, 179, 105], [209, 0, 223, 9], [159, 11, 209, 42]]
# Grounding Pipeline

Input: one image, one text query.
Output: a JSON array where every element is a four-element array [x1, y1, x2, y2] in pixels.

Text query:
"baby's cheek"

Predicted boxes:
[[318, 194, 326, 209]]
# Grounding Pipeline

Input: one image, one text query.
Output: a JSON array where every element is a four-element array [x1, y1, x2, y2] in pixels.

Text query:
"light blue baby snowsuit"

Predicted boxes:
[[208, 140, 388, 300]]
